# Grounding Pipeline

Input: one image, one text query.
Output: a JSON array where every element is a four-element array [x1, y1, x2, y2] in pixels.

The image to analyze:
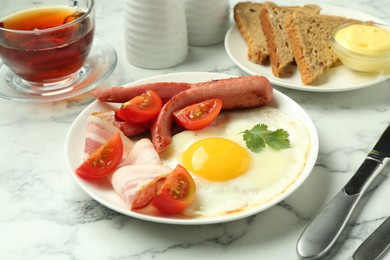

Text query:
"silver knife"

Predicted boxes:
[[296, 124, 390, 259], [353, 216, 390, 260]]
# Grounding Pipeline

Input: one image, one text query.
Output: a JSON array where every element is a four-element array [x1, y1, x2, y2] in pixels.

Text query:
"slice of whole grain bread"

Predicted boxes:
[[285, 12, 360, 85], [259, 2, 320, 77], [234, 2, 269, 64]]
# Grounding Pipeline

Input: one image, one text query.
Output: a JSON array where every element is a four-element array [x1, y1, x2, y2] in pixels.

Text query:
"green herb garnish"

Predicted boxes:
[[242, 124, 291, 153]]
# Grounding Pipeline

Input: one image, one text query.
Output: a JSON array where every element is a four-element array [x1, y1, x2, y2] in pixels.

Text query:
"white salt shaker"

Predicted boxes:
[[184, 0, 230, 46], [124, 0, 188, 69]]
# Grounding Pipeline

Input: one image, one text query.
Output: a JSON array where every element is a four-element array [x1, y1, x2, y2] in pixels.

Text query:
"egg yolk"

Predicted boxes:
[[182, 137, 250, 181]]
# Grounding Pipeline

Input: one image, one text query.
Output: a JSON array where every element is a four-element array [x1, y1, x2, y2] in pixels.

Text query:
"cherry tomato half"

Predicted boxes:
[[117, 90, 162, 124], [151, 165, 196, 214], [76, 132, 123, 180], [173, 98, 222, 130]]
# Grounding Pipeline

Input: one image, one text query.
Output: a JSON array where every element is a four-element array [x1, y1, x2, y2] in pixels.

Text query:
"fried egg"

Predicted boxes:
[[160, 107, 310, 217]]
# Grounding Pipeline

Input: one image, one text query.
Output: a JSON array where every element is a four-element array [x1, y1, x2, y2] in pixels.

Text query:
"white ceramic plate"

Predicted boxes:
[[225, 5, 390, 92], [65, 72, 319, 225]]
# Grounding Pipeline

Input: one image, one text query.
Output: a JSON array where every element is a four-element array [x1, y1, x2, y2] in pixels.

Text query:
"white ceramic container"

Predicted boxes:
[[124, 0, 188, 69], [184, 0, 230, 46]]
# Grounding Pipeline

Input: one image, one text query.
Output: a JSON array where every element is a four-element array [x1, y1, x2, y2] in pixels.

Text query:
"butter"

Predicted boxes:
[[333, 23, 390, 72], [335, 24, 390, 54]]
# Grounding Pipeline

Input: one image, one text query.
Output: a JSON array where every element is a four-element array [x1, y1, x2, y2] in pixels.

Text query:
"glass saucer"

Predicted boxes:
[[0, 37, 117, 103]]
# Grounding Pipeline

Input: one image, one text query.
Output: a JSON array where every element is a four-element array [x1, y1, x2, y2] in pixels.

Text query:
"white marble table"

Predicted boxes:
[[1, 0, 389, 259]]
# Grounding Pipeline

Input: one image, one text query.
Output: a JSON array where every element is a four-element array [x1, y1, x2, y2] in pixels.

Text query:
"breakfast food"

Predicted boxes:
[[92, 81, 192, 103], [233, 2, 268, 64], [233, 1, 364, 85], [81, 110, 196, 214], [285, 12, 359, 84], [88, 110, 150, 137], [334, 24, 390, 54], [75, 75, 312, 219], [93, 76, 273, 152], [332, 23, 390, 72], [151, 75, 273, 153], [110, 164, 173, 207], [160, 106, 310, 217], [83, 113, 134, 160], [92, 75, 272, 108], [259, 2, 320, 77]]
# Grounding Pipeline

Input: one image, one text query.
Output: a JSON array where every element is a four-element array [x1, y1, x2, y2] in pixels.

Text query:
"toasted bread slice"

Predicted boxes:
[[260, 2, 320, 77], [285, 12, 359, 85], [234, 2, 269, 64]]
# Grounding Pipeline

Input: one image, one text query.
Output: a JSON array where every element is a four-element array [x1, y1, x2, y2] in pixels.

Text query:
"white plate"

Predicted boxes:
[[65, 72, 319, 225], [225, 5, 390, 92]]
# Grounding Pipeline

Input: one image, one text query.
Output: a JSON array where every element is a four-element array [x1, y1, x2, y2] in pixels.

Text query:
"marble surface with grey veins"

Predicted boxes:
[[0, 0, 389, 259]]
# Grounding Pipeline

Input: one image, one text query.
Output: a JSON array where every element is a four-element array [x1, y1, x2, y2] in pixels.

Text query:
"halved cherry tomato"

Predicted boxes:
[[117, 90, 162, 124], [76, 132, 123, 180], [151, 165, 196, 214], [173, 98, 222, 130]]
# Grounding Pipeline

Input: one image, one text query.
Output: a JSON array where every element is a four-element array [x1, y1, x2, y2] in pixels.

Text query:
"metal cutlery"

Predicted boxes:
[[353, 216, 390, 260], [296, 124, 390, 259]]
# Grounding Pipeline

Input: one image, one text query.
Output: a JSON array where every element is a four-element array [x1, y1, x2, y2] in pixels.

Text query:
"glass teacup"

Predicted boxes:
[[0, 0, 95, 94]]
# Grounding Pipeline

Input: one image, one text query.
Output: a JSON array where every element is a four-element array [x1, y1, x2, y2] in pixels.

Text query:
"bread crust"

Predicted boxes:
[[260, 2, 320, 77], [260, 2, 293, 77], [234, 2, 269, 64]]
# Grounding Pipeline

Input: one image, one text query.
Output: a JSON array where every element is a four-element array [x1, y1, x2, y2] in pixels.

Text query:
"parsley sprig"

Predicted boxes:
[[242, 124, 291, 153]]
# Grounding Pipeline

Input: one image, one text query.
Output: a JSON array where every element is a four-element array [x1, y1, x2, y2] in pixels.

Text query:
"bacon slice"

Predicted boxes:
[[108, 137, 167, 209], [122, 138, 161, 166], [90, 110, 149, 137], [85, 114, 160, 166], [84, 113, 134, 162], [151, 75, 273, 153], [109, 164, 172, 206], [92, 82, 192, 103], [83, 111, 173, 210]]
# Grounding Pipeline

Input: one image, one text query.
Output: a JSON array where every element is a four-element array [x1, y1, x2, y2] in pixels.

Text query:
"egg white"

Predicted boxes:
[[160, 107, 310, 218]]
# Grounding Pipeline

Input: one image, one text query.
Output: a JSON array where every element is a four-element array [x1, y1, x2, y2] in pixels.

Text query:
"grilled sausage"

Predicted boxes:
[[151, 76, 273, 153]]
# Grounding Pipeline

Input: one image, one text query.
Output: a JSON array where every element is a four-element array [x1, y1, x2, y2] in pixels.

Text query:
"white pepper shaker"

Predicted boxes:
[[184, 0, 230, 46], [124, 0, 188, 69]]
